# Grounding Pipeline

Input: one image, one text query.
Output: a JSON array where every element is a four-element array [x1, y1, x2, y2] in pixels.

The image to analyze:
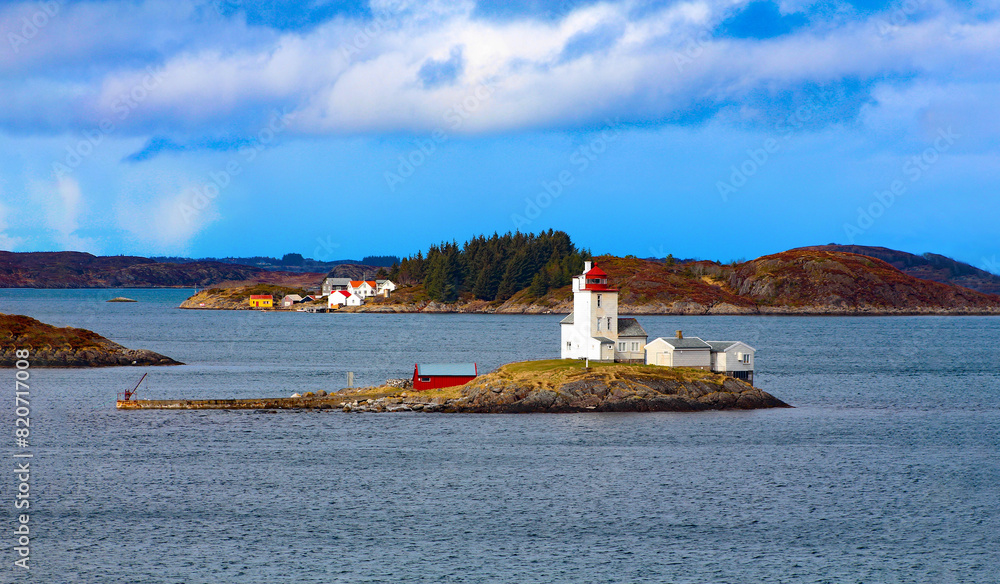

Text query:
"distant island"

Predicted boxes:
[[0, 313, 181, 367]]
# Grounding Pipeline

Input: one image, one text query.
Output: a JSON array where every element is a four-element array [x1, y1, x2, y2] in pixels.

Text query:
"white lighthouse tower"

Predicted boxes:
[[560, 261, 647, 362]]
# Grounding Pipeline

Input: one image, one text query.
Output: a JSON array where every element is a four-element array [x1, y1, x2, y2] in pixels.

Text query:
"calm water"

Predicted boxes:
[[1, 289, 998, 583]]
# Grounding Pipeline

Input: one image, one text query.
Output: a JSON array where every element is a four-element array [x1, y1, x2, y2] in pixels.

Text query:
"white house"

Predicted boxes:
[[376, 279, 396, 297], [328, 290, 363, 307], [560, 262, 648, 362], [644, 331, 712, 369], [348, 280, 377, 298], [707, 341, 756, 383]]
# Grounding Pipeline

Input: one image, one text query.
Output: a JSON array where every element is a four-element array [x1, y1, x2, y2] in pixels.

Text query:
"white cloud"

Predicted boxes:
[[115, 188, 219, 253], [24, 178, 101, 252], [1, 0, 1000, 141]]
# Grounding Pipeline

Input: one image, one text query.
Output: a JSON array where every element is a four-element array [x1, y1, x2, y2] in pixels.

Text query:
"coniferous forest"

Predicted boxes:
[[388, 230, 589, 302]]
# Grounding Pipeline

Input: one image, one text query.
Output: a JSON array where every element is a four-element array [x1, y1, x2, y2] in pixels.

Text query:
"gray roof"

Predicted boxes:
[[415, 363, 477, 377], [707, 341, 755, 353], [324, 277, 353, 285], [656, 336, 711, 349], [560, 313, 574, 324], [707, 341, 738, 352], [617, 318, 647, 338], [593, 337, 615, 344]]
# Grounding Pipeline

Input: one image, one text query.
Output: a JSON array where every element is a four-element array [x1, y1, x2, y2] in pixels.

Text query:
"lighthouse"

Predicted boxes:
[[560, 261, 647, 362]]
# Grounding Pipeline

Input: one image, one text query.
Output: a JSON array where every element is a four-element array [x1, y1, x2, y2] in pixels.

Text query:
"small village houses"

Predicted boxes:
[[328, 290, 363, 308], [321, 277, 352, 296], [249, 294, 273, 308], [348, 280, 377, 299], [376, 279, 396, 297], [280, 294, 303, 308]]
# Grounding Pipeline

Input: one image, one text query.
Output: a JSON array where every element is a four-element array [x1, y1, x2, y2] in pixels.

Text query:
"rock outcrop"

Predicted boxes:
[[1, 313, 182, 367], [339, 360, 789, 414]]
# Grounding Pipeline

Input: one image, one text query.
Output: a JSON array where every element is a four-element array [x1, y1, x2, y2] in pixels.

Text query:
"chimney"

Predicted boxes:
[[676, 330, 683, 339], [584, 261, 592, 273]]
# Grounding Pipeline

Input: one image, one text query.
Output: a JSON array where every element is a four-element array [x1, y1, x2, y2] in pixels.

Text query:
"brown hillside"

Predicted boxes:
[[730, 250, 1000, 311], [795, 244, 1000, 295]]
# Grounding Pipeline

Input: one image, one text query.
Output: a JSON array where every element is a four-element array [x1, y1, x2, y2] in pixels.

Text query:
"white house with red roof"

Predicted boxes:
[[560, 261, 648, 362], [328, 290, 363, 307], [348, 280, 377, 298]]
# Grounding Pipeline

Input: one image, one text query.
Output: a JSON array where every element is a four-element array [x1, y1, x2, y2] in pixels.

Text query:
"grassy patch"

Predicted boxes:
[[1, 313, 108, 349]]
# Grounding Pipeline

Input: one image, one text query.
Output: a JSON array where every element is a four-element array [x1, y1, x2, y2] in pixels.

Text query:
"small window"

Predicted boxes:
[[631, 342, 639, 352], [566, 341, 572, 350], [607, 317, 611, 330], [597, 318, 601, 331], [419, 377, 431, 382], [597, 294, 602, 307], [742, 354, 750, 364], [618, 342, 625, 352]]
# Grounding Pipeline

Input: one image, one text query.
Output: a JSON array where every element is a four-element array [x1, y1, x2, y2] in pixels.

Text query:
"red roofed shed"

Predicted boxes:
[[412, 363, 478, 391]]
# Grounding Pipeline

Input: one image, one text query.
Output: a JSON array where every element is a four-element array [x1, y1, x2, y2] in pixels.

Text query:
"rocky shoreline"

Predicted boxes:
[[180, 293, 1000, 316], [326, 299, 1000, 316]]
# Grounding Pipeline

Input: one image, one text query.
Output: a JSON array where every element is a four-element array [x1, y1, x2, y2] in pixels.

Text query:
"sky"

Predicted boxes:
[[0, 0, 998, 270]]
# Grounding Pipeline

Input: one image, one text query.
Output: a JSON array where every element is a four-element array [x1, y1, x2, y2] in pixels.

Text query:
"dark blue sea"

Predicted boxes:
[[2, 289, 998, 583]]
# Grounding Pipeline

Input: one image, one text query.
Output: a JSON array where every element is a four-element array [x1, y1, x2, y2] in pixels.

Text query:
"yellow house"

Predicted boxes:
[[249, 294, 273, 308]]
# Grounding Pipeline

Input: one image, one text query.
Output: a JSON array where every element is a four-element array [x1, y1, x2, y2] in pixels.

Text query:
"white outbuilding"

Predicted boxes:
[[644, 331, 712, 369], [707, 341, 756, 383]]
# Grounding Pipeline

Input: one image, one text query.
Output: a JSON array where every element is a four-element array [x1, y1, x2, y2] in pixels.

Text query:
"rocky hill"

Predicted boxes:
[[0, 251, 322, 289], [0, 313, 181, 367], [727, 250, 998, 313], [338, 360, 789, 413], [794, 244, 1000, 295]]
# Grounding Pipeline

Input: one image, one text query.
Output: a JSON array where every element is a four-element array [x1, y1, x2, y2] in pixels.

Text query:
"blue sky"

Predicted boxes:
[[0, 0, 998, 270]]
